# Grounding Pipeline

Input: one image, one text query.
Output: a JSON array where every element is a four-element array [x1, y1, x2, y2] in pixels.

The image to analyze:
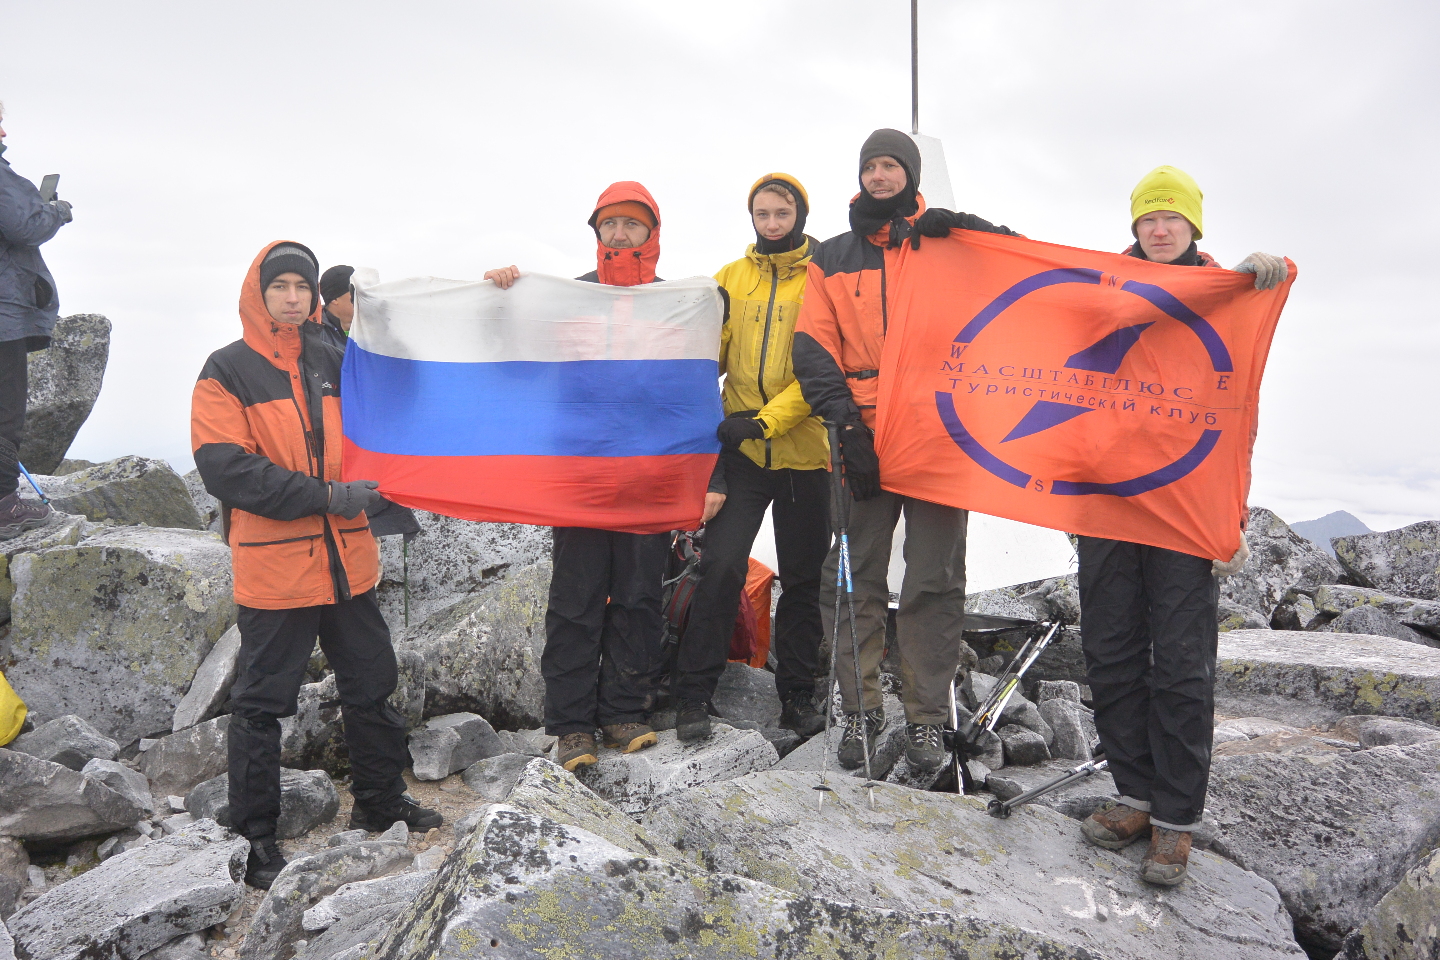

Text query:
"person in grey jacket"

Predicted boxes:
[[0, 103, 72, 539]]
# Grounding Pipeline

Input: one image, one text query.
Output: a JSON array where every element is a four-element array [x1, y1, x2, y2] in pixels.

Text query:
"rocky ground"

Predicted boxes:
[[0, 315, 1437, 959]]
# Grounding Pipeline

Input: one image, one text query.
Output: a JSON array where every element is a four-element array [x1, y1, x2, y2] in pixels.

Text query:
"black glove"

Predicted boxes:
[[327, 479, 382, 519], [838, 423, 881, 500], [909, 208, 959, 249], [716, 411, 766, 447]]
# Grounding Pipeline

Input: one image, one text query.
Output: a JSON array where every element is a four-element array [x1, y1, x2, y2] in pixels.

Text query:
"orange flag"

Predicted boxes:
[[875, 231, 1295, 561]]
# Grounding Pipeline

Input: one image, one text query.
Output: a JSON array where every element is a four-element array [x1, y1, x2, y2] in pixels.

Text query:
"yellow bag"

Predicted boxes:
[[0, 669, 26, 746]]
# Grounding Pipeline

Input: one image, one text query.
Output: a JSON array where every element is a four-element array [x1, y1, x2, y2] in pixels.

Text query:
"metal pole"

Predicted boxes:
[[911, 0, 920, 135]]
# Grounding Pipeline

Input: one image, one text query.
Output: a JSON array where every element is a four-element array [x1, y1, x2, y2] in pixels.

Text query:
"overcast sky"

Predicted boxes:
[[4, 0, 1436, 533]]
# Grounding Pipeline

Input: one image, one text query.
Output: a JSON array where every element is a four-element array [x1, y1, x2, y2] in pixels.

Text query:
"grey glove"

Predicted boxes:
[[1212, 538, 1250, 578], [50, 199, 73, 224], [327, 479, 382, 519], [1232, 252, 1286, 291]]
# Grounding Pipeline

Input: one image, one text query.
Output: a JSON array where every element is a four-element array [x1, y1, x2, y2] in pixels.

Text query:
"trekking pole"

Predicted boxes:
[[948, 678, 975, 794], [987, 757, 1109, 819], [16, 462, 50, 506], [961, 621, 1061, 740], [814, 423, 850, 814]]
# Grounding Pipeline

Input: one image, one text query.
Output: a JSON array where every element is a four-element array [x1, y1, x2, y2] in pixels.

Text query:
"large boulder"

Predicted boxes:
[[0, 747, 143, 841], [710, 660, 782, 727], [1317, 605, 1437, 648], [81, 758, 157, 817], [407, 712, 502, 781], [9, 714, 119, 770], [27, 456, 203, 530], [1206, 740, 1440, 953], [298, 870, 436, 960], [0, 838, 27, 920], [0, 512, 87, 627], [1335, 520, 1440, 601], [180, 468, 221, 533], [573, 725, 778, 815], [185, 768, 339, 840], [1314, 584, 1440, 639], [376, 511, 550, 637], [1216, 628, 1440, 728], [396, 562, 549, 729], [773, 693, 908, 780], [171, 624, 240, 732], [7, 819, 246, 960], [18, 313, 110, 474], [140, 715, 230, 798], [1221, 507, 1343, 618], [5, 526, 235, 742], [1339, 847, 1440, 960], [639, 771, 1304, 960]]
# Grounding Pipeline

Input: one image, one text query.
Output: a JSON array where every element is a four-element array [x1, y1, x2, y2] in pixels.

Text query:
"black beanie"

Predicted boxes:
[[858, 128, 921, 190], [260, 243, 320, 291], [320, 264, 354, 304]]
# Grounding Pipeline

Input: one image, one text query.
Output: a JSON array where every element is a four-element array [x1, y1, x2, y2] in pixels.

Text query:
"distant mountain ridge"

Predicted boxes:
[[1290, 510, 1372, 557]]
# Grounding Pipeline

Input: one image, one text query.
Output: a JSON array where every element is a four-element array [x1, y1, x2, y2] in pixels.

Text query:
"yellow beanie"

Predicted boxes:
[[1130, 165, 1203, 239]]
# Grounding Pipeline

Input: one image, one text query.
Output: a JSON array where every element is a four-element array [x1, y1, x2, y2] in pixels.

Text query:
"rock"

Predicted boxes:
[[1212, 726, 1250, 745], [460, 753, 534, 802], [640, 770, 1305, 960], [1206, 740, 1440, 952], [7, 819, 246, 960], [1037, 698, 1096, 761], [1216, 629, 1440, 728], [1319, 605, 1436, 647], [296, 903, 411, 960], [159, 813, 194, 835], [1315, 584, 1440, 637], [9, 714, 119, 770], [710, 660, 781, 727], [773, 693, 907, 780], [1219, 596, 1271, 631], [407, 712, 502, 781], [0, 747, 143, 841], [965, 586, 1043, 620], [326, 830, 369, 848], [997, 723, 1050, 765], [574, 724, 777, 815], [302, 870, 434, 934], [6, 526, 236, 743], [141, 715, 230, 798], [180, 468, 221, 533], [491, 730, 543, 758], [1221, 507, 1343, 619], [1356, 717, 1440, 748], [138, 931, 207, 959], [81, 758, 156, 816], [1271, 588, 1322, 630], [185, 768, 338, 840], [0, 512, 87, 627], [1036, 679, 1083, 702], [18, 313, 110, 475], [28, 456, 203, 530], [1335, 520, 1440, 601], [172, 624, 240, 732], [1339, 846, 1440, 960], [1217, 717, 1302, 739], [240, 836, 412, 960], [376, 511, 551, 637], [396, 562, 548, 729], [1212, 731, 1344, 757], [54, 459, 97, 474], [0, 920, 12, 960], [0, 838, 26, 920], [1017, 573, 1081, 624]]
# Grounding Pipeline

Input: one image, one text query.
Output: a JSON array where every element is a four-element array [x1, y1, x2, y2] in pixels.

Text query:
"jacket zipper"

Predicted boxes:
[[880, 255, 888, 335], [237, 534, 322, 547], [298, 323, 350, 603], [758, 268, 780, 469]]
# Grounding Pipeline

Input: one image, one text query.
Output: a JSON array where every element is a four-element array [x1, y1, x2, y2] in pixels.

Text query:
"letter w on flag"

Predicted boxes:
[[875, 232, 1295, 560], [341, 272, 724, 533]]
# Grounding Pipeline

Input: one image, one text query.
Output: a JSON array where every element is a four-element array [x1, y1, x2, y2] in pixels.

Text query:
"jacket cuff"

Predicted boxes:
[[707, 457, 727, 496]]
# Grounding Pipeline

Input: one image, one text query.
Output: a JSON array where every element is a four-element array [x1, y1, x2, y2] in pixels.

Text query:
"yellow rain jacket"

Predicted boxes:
[[714, 239, 829, 471]]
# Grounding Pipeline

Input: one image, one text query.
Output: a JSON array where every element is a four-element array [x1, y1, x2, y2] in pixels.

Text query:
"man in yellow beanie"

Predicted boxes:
[[1075, 165, 1286, 888]]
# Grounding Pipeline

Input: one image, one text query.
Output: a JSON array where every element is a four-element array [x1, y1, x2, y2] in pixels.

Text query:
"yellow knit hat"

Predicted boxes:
[[1130, 165, 1203, 239]]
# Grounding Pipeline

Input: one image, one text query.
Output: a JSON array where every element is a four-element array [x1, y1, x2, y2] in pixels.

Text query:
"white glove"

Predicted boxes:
[[1232, 252, 1287, 291], [1213, 538, 1250, 578]]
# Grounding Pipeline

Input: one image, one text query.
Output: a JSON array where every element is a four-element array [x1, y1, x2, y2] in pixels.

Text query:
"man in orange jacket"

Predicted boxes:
[[793, 129, 1019, 773], [192, 241, 440, 889]]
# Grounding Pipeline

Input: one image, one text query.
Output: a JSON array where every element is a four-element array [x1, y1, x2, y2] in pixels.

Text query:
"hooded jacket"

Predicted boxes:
[[0, 154, 66, 349], [579, 182, 661, 287], [713, 238, 827, 471], [191, 241, 379, 610]]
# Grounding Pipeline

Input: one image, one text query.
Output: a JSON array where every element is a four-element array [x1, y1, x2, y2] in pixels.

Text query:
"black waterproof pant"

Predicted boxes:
[[227, 589, 409, 841], [1078, 536, 1219, 830], [542, 527, 668, 736], [674, 450, 829, 704], [0, 339, 27, 497]]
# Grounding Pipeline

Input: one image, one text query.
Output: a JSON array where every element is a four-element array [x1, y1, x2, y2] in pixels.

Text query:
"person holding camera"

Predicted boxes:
[[0, 103, 72, 540]]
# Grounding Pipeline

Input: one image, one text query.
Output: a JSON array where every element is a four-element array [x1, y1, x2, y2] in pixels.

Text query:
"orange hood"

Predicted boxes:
[[240, 240, 323, 369], [588, 182, 660, 286]]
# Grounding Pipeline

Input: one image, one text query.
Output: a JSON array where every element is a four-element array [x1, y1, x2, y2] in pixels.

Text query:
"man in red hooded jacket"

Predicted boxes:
[[485, 182, 670, 772]]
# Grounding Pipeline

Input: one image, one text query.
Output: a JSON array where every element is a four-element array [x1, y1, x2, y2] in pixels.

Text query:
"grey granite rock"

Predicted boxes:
[[185, 767, 338, 840], [1334, 520, 1440, 601], [997, 723, 1050, 765], [171, 623, 240, 732], [302, 870, 434, 933], [1339, 846, 1440, 960], [1218, 596, 1271, 632], [1221, 507, 1343, 618], [138, 931, 207, 959], [28, 456, 203, 530], [0, 838, 26, 920], [772, 693, 907, 780], [1217, 717, 1301, 739], [0, 919, 12, 960], [574, 724, 777, 815], [460, 753, 535, 802], [711, 660, 782, 727], [180, 468, 221, 534], [407, 712, 502, 781], [0, 747, 143, 841], [1271, 588, 1323, 630], [1321, 605, 1435, 647], [1357, 716, 1440, 748], [1037, 698, 1097, 761], [18, 314, 110, 474], [81, 758, 156, 816], [140, 716, 230, 798], [0, 511, 87, 627], [1035, 679, 1083, 703], [1314, 583, 1440, 637], [10, 714, 119, 770]]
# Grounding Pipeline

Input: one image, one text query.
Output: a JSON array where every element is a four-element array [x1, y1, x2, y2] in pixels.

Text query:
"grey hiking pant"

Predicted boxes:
[[823, 490, 968, 725]]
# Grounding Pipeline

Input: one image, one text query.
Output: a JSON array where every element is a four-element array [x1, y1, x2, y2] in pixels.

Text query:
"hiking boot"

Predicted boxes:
[[556, 732, 598, 771], [349, 793, 443, 833], [0, 492, 50, 541], [904, 722, 948, 772], [603, 722, 658, 753], [837, 708, 885, 770], [675, 699, 712, 742], [1080, 801, 1151, 850], [1141, 827, 1193, 886], [779, 691, 826, 738], [244, 836, 288, 890]]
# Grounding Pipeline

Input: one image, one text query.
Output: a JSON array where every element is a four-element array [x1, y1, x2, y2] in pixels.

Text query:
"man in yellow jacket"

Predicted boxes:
[[672, 174, 830, 742]]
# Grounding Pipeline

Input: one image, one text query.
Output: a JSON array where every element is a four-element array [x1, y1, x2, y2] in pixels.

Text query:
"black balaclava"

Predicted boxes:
[[260, 243, 321, 317], [1126, 241, 1203, 267], [849, 128, 921, 247], [750, 179, 809, 255]]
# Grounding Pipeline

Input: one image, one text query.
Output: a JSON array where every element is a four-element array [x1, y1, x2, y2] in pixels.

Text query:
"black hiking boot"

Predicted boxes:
[[0, 492, 50, 541], [837, 707, 885, 770], [779, 691, 826, 738], [675, 699, 712, 742], [244, 835, 288, 890], [349, 793, 443, 833], [904, 722, 947, 772]]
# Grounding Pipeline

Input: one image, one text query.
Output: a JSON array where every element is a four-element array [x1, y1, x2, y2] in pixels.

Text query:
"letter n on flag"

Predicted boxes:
[[340, 272, 724, 533], [875, 232, 1295, 560]]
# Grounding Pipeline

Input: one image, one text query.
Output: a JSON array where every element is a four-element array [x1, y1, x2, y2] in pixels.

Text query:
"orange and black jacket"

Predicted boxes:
[[190, 241, 379, 610], [793, 195, 1018, 431]]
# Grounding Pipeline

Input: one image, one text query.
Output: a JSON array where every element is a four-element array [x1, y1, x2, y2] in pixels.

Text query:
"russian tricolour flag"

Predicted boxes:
[[341, 271, 724, 533]]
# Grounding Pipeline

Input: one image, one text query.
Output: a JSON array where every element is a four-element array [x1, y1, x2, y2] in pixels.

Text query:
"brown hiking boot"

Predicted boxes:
[[0, 492, 51, 541], [1080, 801, 1151, 850], [556, 732, 598, 772], [602, 722, 658, 753], [1141, 827, 1193, 886]]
